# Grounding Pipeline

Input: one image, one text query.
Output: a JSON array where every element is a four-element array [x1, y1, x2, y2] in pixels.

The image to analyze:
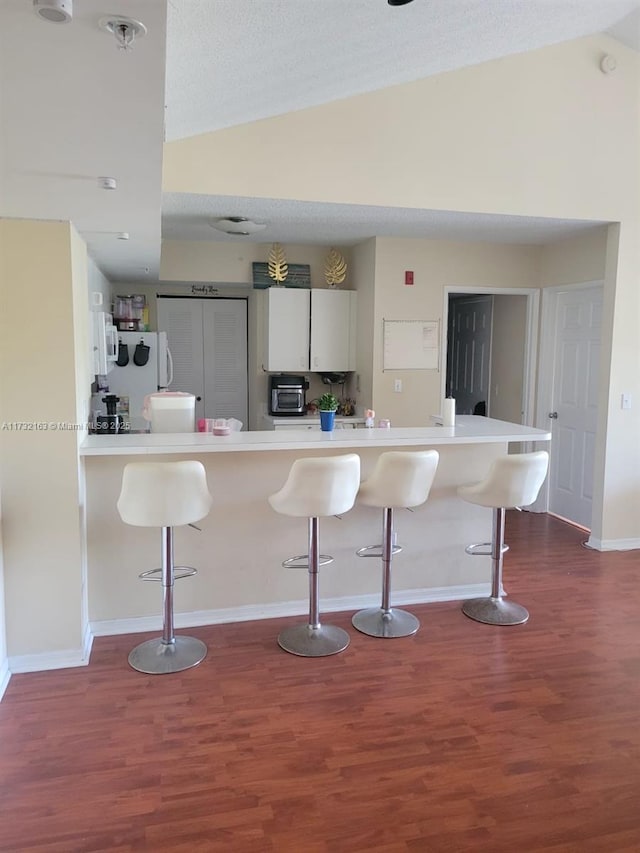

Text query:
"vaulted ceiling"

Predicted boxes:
[[1, 0, 638, 281]]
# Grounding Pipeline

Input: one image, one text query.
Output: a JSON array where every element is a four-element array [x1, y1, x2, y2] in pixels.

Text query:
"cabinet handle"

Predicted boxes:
[[196, 396, 202, 402], [548, 411, 558, 419]]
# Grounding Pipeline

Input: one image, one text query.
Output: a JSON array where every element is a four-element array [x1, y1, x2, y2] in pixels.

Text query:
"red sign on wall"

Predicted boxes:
[[405, 270, 414, 285]]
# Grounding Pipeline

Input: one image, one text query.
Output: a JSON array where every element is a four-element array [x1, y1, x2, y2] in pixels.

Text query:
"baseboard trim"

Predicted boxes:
[[0, 657, 10, 701], [4, 585, 490, 677], [8, 620, 94, 676], [586, 536, 640, 552], [90, 583, 490, 638]]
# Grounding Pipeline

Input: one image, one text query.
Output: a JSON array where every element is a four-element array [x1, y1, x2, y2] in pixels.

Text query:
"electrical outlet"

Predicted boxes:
[[394, 379, 402, 393]]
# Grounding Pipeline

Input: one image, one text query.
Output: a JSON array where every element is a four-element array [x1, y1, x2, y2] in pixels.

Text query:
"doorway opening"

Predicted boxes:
[[443, 287, 539, 427]]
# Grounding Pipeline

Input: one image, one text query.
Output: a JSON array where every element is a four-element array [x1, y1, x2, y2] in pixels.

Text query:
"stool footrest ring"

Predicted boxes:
[[464, 542, 509, 557], [282, 554, 333, 569], [356, 543, 402, 558], [139, 566, 198, 581]]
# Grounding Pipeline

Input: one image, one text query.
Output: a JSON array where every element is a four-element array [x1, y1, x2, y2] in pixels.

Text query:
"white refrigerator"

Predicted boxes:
[[105, 332, 172, 430]]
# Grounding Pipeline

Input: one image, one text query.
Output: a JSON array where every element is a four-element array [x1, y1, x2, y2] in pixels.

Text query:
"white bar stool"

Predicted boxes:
[[458, 451, 549, 626], [352, 450, 439, 638], [269, 454, 361, 657], [117, 460, 213, 673]]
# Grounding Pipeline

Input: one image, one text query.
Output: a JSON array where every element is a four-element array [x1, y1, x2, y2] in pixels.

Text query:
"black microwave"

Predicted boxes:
[[269, 374, 308, 416]]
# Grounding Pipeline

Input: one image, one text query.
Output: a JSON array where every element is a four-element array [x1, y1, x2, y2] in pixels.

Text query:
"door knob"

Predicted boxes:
[[548, 411, 558, 419]]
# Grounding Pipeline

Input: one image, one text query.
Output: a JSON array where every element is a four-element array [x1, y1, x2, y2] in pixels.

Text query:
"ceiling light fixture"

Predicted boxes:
[[33, 0, 72, 23], [99, 16, 147, 51], [98, 176, 117, 190], [210, 217, 267, 236], [388, 0, 415, 5]]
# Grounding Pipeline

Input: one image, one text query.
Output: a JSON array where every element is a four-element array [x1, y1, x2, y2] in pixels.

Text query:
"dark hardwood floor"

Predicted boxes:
[[1, 512, 639, 852]]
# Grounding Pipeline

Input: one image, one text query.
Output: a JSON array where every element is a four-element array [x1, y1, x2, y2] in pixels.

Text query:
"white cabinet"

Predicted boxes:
[[310, 289, 357, 372], [263, 288, 357, 373], [263, 288, 310, 372]]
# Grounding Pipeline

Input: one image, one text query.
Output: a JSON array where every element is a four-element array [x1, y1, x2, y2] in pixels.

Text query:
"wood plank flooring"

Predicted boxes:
[[1, 512, 639, 852]]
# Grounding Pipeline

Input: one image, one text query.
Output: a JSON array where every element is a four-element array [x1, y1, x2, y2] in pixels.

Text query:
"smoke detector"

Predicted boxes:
[[99, 16, 147, 50], [33, 0, 72, 23], [210, 217, 267, 236]]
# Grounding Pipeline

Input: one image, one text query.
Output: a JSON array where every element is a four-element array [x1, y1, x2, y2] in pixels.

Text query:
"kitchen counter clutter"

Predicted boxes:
[[80, 416, 550, 456], [261, 414, 367, 431]]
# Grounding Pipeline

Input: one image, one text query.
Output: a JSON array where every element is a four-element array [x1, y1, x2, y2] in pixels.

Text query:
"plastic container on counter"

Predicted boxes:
[[143, 391, 195, 433]]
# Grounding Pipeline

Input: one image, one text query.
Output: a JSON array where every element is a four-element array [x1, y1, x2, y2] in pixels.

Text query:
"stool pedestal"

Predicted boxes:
[[128, 526, 207, 673], [352, 507, 420, 638], [462, 507, 529, 626], [277, 517, 350, 657]]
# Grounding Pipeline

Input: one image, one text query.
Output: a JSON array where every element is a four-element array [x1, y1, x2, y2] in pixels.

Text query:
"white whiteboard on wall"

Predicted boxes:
[[383, 320, 440, 370]]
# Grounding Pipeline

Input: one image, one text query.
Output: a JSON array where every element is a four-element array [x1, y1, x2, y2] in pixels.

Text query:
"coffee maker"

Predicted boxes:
[[96, 394, 125, 434]]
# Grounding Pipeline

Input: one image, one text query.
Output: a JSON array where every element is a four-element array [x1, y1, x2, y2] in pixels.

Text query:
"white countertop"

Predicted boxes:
[[80, 416, 551, 457]]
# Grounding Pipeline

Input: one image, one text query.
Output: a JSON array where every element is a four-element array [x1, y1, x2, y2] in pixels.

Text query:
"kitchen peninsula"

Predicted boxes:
[[81, 417, 551, 637]]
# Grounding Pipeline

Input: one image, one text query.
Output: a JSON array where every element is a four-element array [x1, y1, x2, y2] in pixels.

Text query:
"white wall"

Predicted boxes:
[[87, 255, 112, 314], [163, 34, 640, 546]]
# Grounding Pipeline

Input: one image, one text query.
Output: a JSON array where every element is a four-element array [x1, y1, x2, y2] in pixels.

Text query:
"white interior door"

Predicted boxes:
[[546, 284, 602, 529], [202, 299, 248, 424], [157, 298, 205, 422], [447, 295, 493, 414]]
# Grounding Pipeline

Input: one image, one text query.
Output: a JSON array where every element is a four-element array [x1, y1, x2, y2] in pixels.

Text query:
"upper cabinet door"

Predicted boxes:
[[264, 288, 310, 372], [310, 289, 357, 372]]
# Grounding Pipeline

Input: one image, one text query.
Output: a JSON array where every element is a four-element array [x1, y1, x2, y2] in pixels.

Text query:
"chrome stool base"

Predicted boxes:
[[462, 596, 529, 626], [277, 623, 350, 657], [352, 607, 419, 638], [128, 635, 208, 674]]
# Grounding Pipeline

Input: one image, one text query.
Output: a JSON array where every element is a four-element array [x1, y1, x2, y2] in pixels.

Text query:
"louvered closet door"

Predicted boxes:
[[157, 298, 205, 422], [202, 299, 248, 425]]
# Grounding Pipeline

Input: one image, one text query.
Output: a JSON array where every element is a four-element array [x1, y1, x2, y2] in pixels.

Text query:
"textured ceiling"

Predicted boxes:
[[2, 1, 638, 282], [162, 193, 608, 247], [165, 0, 640, 140], [160, 0, 637, 261]]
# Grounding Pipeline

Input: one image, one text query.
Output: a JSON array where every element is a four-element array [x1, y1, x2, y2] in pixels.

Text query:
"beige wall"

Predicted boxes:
[[490, 295, 528, 422], [539, 228, 608, 287], [160, 240, 352, 290], [163, 36, 637, 222], [351, 239, 376, 412], [370, 238, 539, 426], [164, 34, 640, 545], [0, 219, 89, 658], [0, 485, 6, 688]]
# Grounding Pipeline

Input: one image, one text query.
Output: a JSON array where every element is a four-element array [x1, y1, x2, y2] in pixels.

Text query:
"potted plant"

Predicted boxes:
[[318, 392, 339, 432]]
